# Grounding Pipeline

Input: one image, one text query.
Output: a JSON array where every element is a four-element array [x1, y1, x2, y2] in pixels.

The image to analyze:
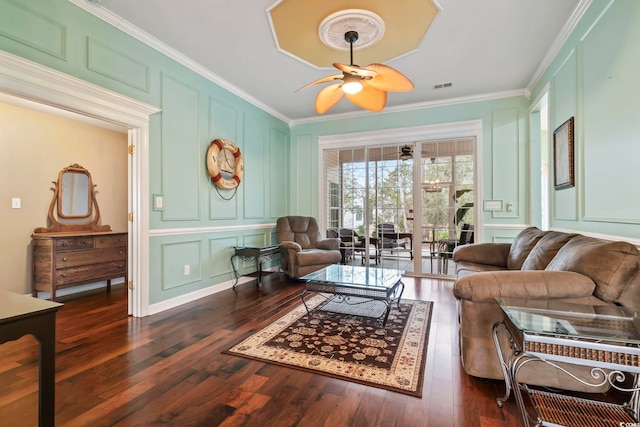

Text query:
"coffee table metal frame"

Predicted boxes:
[[493, 297, 640, 426], [300, 265, 405, 327]]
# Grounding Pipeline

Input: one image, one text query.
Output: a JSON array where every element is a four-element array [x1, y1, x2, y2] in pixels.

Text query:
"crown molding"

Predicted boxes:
[[67, 0, 291, 124], [290, 89, 527, 127]]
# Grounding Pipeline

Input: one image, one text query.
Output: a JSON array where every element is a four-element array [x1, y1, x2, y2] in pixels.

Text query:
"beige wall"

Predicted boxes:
[[0, 101, 128, 295]]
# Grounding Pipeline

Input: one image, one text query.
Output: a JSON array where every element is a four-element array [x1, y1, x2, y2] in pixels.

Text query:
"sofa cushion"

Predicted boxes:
[[521, 231, 577, 270], [507, 227, 546, 269], [616, 271, 640, 308], [545, 235, 640, 302]]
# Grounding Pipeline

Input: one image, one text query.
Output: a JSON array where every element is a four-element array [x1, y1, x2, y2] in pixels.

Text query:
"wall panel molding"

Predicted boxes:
[[87, 37, 150, 92], [0, 0, 66, 59], [161, 240, 202, 290], [208, 97, 240, 220], [160, 73, 201, 221]]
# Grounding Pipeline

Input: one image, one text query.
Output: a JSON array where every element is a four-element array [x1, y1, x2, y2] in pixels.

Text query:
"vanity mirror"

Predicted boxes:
[[58, 167, 91, 218], [34, 164, 111, 233]]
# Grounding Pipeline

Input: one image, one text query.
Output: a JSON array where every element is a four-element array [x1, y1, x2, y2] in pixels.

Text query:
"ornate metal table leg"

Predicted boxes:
[[493, 322, 512, 407], [231, 254, 240, 290]]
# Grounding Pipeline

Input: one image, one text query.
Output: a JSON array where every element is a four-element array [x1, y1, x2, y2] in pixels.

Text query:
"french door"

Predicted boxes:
[[323, 138, 476, 276]]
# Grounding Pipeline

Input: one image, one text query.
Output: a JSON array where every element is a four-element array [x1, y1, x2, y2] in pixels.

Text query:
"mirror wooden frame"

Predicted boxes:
[[34, 164, 111, 233]]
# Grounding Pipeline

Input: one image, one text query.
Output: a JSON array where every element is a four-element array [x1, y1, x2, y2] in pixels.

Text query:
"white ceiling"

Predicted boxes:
[[82, 0, 583, 124]]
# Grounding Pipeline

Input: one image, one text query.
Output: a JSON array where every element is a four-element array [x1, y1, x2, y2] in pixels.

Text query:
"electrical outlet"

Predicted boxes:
[[506, 202, 513, 212], [11, 198, 21, 209], [184, 265, 190, 276]]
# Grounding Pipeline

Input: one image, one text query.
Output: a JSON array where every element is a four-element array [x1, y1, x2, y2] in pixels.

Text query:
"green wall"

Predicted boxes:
[[0, 0, 289, 304], [530, 0, 640, 240]]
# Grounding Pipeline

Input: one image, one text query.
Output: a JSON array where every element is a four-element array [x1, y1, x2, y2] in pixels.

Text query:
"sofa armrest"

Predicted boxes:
[[280, 241, 302, 252], [453, 270, 596, 302], [453, 243, 511, 268], [317, 238, 340, 250]]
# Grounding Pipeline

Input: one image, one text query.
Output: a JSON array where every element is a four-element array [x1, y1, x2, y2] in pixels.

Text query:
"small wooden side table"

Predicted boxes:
[[0, 291, 63, 427], [231, 245, 281, 289]]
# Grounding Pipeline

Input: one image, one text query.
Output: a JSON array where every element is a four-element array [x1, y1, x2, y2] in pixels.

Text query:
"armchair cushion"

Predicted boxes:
[[276, 216, 342, 278], [317, 239, 340, 251]]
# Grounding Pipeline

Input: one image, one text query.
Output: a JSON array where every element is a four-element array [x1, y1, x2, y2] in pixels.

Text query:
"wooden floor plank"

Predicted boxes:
[[0, 275, 533, 426]]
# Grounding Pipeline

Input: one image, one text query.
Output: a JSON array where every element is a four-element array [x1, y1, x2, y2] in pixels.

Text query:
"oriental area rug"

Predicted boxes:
[[224, 295, 433, 397]]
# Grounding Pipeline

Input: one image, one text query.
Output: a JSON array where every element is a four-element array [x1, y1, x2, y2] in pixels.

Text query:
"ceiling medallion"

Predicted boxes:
[[318, 9, 385, 51]]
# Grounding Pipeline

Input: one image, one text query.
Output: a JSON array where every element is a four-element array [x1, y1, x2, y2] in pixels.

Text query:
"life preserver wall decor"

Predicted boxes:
[[206, 138, 244, 191]]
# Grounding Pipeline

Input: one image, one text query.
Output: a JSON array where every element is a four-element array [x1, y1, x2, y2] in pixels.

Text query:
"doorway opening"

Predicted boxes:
[[0, 51, 159, 316]]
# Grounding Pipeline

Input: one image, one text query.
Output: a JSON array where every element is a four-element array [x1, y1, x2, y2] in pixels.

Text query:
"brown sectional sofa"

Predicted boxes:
[[452, 227, 640, 391]]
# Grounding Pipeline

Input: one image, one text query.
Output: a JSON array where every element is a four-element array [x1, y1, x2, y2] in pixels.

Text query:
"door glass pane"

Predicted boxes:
[[421, 138, 475, 275]]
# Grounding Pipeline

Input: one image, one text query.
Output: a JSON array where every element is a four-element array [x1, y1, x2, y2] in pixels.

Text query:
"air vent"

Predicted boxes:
[[433, 82, 453, 90]]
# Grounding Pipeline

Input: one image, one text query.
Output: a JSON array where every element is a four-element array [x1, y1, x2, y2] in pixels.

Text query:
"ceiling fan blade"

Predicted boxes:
[[333, 63, 377, 78], [296, 74, 343, 92], [366, 63, 414, 92], [315, 83, 344, 114], [346, 81, 387, 112]]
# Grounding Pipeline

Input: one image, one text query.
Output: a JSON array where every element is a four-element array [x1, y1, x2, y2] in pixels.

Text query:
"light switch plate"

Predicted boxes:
[[483, 200, 503, 211], [11, 198, 21, 209], [153, 194, 164, 211]]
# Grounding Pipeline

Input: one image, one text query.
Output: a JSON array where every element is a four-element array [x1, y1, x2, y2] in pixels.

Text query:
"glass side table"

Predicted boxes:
[[231, 245, 281, 289], [493, 297, 640, 427]]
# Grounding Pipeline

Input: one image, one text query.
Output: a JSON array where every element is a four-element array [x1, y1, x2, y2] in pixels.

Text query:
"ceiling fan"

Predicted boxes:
[[297, 30, 414, 114]]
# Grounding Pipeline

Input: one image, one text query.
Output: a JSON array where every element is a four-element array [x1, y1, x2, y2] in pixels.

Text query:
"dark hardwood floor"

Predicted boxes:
[[0, 274, 525, 426]]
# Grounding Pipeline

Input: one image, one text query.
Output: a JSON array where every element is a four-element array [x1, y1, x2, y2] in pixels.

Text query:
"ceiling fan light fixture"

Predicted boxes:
[[341, 75, 363, 94], [400, 145, 413, 161]]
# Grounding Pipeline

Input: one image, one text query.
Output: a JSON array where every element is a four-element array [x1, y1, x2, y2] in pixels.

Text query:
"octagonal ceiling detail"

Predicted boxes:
[[268, 0, 440, 69]]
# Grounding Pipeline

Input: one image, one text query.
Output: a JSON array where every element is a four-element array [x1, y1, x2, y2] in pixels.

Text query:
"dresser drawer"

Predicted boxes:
[[55, 237, 95, 252], [55, 247, 126, 269], [95, 234, 127, 248], [55, 261, 127, 286]]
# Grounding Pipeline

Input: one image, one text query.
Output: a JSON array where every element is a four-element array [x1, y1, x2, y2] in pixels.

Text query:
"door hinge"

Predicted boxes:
[[128, 212, 134, 222], [128, 145, 135, 154], [128, 280, 134, 290]]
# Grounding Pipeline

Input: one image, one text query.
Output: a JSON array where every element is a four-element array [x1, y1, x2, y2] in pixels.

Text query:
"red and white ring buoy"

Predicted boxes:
[[206, 138, 244, 190]]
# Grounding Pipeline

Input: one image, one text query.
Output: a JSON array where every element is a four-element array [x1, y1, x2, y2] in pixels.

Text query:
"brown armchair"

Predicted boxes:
[[276, 216, 342, 278]]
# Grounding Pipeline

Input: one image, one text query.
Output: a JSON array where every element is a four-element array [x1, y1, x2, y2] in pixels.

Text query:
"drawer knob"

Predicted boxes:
[[62, 257, 68, 261], [118, 250, 124, 255]]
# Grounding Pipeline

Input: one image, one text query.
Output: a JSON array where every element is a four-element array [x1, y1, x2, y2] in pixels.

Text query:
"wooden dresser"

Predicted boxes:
[[32, 231, 127, 301]]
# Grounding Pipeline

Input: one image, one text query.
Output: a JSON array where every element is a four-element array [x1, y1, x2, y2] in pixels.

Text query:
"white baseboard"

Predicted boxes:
[[148, 268, 279, 315]]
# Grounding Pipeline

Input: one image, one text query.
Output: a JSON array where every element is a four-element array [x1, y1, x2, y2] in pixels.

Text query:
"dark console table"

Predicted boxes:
[[231, 245, 281, 289], [0, 291, 63, 427]]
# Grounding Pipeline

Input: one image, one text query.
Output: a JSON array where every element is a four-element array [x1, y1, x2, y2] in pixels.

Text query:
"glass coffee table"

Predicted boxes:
[[494, 297, 640, 426], [300, 264, 405, 326]]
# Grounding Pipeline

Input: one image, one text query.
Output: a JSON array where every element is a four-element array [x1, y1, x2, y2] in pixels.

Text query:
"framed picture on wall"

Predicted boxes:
[[553, 117, 575, 190]]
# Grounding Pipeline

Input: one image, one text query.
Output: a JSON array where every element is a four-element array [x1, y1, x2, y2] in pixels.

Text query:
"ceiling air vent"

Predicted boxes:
[[433, 82, 453, 90]]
